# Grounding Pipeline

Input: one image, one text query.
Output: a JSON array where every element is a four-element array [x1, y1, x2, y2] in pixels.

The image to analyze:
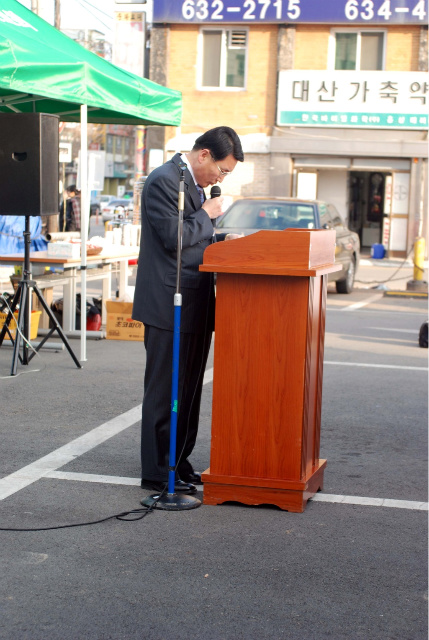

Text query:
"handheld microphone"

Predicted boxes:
[[210, 185, 221, 199], [210, 186, 221, 229]]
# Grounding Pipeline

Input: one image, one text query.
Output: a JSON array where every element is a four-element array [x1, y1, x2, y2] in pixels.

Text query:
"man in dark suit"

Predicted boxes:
[[133, 126, 244, 494]]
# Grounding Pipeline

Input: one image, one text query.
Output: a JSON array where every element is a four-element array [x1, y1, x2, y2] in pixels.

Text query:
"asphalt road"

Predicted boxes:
[[0, 276, 427, 639]]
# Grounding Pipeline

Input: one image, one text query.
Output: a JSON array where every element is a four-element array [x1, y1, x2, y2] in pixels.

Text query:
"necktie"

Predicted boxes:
[[196, 184, 205, 204]]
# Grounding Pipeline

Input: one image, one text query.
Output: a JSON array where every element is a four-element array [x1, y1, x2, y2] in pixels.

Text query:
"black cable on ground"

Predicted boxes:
[[0, 489, 166, 532], [355, 248, 415, 286]]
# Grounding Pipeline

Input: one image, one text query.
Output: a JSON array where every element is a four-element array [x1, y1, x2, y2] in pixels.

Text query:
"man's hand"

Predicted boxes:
[[225, 233, 244, 241], [202, 196, 224, 220]]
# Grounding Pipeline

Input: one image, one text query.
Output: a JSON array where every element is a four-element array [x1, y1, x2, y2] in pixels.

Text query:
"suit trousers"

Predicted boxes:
[[141, 324, 212, 482]]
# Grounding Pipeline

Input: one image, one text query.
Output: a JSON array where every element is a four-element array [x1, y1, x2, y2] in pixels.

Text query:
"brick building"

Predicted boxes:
[[147, 0, 428, 256]]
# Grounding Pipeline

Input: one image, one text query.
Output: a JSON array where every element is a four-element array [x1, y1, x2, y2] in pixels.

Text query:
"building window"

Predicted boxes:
[[106, 135, 114, 153], [200, 28, 247, 89], [332, 31, 385, 70]]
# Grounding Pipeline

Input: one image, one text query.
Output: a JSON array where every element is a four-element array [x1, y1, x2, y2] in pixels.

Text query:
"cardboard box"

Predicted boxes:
[[47, 242, 81, 259], [0, 310, 42, 341], [105, 300, 144, 341]]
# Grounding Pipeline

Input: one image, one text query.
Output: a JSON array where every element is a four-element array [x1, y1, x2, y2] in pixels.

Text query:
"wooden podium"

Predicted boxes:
[[199, 229, 341, 512]]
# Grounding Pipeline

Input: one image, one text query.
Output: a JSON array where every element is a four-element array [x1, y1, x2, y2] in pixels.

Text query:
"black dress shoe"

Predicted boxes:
[[179, 471, 203, 485], [141, 478, 197, 495]]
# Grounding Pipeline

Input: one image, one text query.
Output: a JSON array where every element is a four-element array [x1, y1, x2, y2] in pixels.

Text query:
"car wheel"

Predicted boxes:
[[336, 255, 356, 294], [418, 321, 428, 348]]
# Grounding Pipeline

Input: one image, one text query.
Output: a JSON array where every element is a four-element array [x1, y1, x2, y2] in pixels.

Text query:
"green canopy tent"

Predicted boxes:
[[0, 0, 182, 359], [0, 0, 181, 124]]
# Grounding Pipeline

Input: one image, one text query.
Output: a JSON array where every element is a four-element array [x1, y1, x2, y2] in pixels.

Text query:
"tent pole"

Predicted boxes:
[[80, 104, 88, 362]]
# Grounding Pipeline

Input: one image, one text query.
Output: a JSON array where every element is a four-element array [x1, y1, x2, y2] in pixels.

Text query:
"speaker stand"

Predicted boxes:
[[0, 216, 82, 376]]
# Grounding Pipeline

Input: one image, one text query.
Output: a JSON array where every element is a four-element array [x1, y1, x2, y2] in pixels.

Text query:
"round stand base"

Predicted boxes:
[[406, 279, 428, 293], [141, 493, 201, 511]]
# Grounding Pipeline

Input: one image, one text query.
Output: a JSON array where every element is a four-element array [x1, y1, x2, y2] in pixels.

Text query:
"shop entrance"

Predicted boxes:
[[348, 171, 391, 250]]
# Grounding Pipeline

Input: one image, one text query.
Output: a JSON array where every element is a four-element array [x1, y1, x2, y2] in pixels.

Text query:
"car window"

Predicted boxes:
[[218, 202, 259, 228], [327, 204, 345, 228], [318, 203, 334, 229], [218, 202, 316, 230]]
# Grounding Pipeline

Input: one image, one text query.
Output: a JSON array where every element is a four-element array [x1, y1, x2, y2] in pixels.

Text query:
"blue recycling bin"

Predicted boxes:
[[371, 243, 385, 259]]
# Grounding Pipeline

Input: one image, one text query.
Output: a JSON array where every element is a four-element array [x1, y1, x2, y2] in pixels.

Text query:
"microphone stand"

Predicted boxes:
[[141, 166, 201, 511]]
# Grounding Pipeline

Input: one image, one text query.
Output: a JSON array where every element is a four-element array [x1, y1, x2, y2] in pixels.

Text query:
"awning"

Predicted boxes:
[[0, 0, 182, 125]]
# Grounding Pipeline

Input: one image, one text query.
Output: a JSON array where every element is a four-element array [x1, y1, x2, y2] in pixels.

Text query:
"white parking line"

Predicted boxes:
[[368, 328, 417, 334], [0, 362, 425, 502], [327, 308, 426, 316], [0, 371, 217, 501], [325, 361, 427, 371], [203, 368, 214, 385], [45, 471, 428, 511], [206, 362, 428, 376], [311, 493, 428, 510], [342, 294, 384, 311], [48, 471, 140, 486], [0, 406, 141, 501]]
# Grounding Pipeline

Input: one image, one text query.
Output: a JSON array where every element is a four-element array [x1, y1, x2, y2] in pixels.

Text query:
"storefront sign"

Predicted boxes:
[[153, 0, 427, 24], [382, 215, 391, 247], [113, 11, 145, 78], [384, 175, 393, 213], [59, 143, 72, 164], [77, 151, 106, 191], [277, 71, 428, 129]]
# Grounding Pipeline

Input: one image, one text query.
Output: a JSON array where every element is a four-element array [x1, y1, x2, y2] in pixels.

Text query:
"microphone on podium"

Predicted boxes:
[[210, 185, 221, 228]]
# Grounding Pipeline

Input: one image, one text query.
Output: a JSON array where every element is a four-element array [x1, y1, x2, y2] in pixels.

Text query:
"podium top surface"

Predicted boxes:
[[200, 229, 341, 276]]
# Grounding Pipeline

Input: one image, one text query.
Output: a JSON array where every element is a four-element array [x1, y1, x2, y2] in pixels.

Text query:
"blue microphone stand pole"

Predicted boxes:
[[141, 166, 201, 511]]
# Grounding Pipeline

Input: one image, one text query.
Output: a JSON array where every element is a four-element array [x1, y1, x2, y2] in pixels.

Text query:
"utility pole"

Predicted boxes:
[[54, 0, 61, 30], [31, 0, 39, 13], [50, 0, 61, 235]]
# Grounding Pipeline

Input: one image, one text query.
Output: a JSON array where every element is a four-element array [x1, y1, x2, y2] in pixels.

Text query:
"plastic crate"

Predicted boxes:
[[0, 310, 42, 341]]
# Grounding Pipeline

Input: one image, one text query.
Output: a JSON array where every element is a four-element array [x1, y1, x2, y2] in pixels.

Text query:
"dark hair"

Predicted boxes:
[[193, 126, 244, 162]]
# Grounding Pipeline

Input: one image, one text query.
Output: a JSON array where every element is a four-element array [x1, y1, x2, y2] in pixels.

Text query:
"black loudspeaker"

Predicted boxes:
[[0, 113, 59, 216]]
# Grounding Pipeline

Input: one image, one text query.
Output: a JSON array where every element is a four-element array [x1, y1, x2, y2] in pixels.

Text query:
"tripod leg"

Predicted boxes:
[[0, 285, 21, 346], [31, 284, 82, 369], [22, 283, 30, 365], [10, 283, 28, 376]]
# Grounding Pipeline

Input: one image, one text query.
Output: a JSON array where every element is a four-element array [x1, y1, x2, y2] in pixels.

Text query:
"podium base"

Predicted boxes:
[[201, 460, 326, 513], [141, 493, 201, 511]]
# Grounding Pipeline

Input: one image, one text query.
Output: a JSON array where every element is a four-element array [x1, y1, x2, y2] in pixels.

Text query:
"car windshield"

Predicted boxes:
[[218, 202, 316, 230], [109, 200, 132, 207]]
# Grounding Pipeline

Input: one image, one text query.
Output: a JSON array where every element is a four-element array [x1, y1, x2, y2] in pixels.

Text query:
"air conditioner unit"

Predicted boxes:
[[228, 31, 247, 48]]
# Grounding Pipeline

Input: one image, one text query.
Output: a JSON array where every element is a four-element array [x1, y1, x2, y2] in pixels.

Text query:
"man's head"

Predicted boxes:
[[188, 126, 244, 188], [66, 185, 80, 197]]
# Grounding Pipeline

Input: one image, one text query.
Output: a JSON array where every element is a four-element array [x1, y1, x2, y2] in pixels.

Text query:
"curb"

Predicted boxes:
[[359, 258, 429, 269], [384, 290, 428, 299]]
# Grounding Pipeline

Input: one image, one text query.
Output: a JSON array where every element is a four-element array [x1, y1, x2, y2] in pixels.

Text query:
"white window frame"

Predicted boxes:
[[197, 26, 248, 91], [328, 28, 387, 71]]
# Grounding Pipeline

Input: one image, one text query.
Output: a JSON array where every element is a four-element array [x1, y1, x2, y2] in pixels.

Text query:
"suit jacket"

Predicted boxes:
[[132, 153, 215, 334]]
